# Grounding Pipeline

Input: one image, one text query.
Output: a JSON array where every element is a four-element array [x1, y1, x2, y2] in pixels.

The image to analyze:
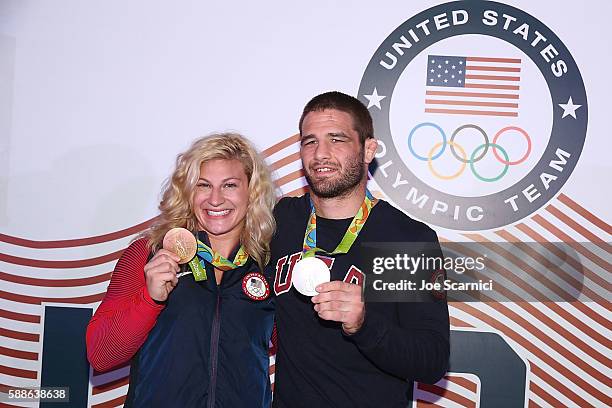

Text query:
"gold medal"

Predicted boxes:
[[163, 228, 197, 264]]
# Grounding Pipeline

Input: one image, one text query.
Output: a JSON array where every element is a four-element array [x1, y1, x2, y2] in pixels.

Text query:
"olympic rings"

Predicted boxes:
[[428, 141, 467, 180], [493, 126, 532, 165], [470, 143, 509, 182], [450, 124, 489, 163], [407, 122, 531, 181], [408, 122, 446, 161]]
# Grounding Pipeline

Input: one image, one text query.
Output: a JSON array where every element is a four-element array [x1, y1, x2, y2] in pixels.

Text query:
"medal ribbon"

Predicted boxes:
[[302, 189, 375, 258], [188, 239, 249, 281]]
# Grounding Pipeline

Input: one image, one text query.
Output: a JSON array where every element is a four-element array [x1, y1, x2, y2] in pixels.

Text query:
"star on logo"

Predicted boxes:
[[558, 96, 582, 119], [363, 88, 386, 110]]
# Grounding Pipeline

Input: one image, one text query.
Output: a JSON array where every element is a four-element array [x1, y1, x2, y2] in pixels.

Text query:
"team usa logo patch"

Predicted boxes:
[[359, 1, 587, 230], [242, 272, 270, 301]]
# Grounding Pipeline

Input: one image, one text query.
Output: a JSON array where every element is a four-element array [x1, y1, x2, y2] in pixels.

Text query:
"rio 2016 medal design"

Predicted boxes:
[[162, 227, 197, 264], [291, 257, 331, 297], [242, 272, 270, 301], [293, 190, 374, 296], [163, 228, 250, 282]]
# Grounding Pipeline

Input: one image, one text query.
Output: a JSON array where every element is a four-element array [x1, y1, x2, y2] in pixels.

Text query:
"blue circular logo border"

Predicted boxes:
[[359, 1, 588, 230]]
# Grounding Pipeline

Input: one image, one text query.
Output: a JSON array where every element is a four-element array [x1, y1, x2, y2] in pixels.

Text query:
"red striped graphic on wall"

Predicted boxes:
[[0, 134, 610, 407]]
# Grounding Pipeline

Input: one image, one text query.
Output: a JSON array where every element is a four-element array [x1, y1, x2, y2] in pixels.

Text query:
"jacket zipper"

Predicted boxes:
[[207, 292, 222, 407]]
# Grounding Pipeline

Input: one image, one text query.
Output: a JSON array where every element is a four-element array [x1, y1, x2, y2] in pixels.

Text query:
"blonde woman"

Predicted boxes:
[[86, 133, 276, 407]]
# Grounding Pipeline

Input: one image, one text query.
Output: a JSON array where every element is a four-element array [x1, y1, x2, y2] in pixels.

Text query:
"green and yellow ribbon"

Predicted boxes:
[[188, 238, 249, 281], [302, 189, 375, 258]]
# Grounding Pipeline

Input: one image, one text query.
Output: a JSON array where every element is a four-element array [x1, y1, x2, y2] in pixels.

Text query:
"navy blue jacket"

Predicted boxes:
[[125, 235, 274, 407]]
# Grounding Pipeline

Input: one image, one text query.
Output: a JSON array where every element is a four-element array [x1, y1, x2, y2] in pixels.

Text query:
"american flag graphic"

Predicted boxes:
[[425, 55, 521, 117], [0, 134, 610, 407]]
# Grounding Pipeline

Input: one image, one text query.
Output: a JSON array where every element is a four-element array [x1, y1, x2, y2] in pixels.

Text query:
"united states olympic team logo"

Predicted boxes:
[[242, 272, 270, 301], [359, 1, 587, 230]]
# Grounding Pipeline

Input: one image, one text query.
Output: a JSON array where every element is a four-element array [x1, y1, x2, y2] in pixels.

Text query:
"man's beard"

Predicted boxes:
[[304, 152, 365, 199]]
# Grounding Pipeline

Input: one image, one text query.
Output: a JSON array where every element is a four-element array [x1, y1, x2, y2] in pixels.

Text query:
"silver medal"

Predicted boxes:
[[292, 257, 331, 296]]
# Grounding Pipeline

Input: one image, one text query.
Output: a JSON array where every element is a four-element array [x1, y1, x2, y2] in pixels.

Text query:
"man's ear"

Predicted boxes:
[[363, 138, 378, 164]]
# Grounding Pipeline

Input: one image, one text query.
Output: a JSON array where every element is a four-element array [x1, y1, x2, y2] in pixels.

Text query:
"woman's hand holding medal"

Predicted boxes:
[[144, 228, 197, 302], [144, 249, 181, 302]]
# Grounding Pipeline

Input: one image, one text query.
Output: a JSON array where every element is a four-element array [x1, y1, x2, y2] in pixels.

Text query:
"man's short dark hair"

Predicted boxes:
[[299, 91, 374, 144]]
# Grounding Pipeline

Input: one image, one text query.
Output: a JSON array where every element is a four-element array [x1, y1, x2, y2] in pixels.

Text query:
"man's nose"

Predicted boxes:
[[314, 139, 331, 160]]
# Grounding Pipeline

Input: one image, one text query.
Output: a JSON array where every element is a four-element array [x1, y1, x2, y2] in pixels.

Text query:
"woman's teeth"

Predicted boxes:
[[207, 209, 231, 216]]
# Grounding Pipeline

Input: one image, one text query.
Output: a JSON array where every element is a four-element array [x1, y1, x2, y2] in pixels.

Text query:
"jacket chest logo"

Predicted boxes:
[[242, 272, 270, 301]]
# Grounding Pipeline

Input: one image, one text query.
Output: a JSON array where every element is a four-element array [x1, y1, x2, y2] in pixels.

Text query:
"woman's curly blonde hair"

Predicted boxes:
[[144, 133, 276, 270]]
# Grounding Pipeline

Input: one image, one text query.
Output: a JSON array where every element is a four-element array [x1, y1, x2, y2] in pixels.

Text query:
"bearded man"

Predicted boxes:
[[269, 91, 450, 407]]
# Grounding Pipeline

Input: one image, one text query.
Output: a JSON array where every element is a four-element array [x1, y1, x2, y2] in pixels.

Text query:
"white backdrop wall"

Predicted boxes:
[[0, 1, 610, 407]]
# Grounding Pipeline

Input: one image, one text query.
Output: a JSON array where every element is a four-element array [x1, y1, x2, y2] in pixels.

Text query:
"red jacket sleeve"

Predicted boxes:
[[86, 238, 165, 372]]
